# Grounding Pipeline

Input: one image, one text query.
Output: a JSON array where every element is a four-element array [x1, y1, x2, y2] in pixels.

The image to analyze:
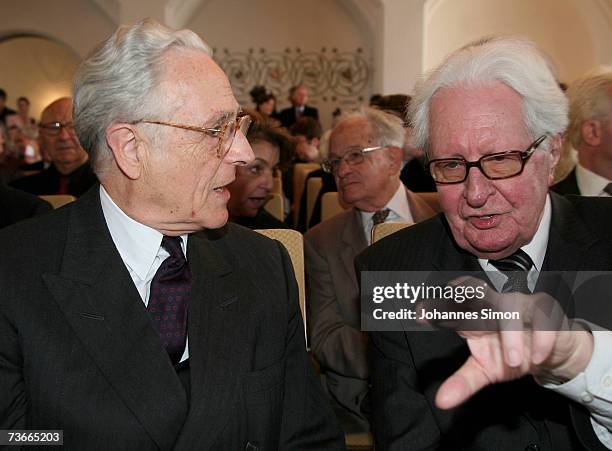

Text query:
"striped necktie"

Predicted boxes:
[[372, 208, 391, 226], [489, 249, 533, 294]]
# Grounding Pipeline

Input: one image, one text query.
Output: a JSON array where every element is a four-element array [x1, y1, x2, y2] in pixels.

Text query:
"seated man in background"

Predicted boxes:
[[305, 107, 439, 433], [0, 19, 343, 449], [10, 97, 97, 197], [359, 36, 612, 450], [552, 68, 612, 196], [227, 117, 291, 229], [278, 84, 319, 129]]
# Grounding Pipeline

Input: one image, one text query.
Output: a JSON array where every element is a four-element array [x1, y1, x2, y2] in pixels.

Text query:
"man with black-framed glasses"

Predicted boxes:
[[9, 97, 97, 197], [359, 36, 612, 450], [0, 19, 343, 450]]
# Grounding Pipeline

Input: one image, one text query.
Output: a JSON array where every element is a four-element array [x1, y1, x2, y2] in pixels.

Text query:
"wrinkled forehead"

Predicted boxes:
[[157, 48, 239, 124], [429, 83, 528, 158]]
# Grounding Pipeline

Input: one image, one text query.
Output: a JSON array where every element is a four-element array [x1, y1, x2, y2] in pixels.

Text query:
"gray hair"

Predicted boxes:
[[410, 36, 568, 155], [72, 18, 212, 175], [566, 66, 612, 149], [331, 106, 405, 152]]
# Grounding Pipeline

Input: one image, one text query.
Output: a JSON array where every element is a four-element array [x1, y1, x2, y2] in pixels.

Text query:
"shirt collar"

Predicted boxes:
[[360, 182, 413, 224], [99, 185, 187, 280], [575, 163, 612, 196], [479, 193, 551, 272]]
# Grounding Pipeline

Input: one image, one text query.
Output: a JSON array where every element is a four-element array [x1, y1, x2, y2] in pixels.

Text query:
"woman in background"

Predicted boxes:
[[227, 117, 292, 229]]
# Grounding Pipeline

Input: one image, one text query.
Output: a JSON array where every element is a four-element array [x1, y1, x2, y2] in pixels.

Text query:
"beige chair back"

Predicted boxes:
[[305, 177, 323, 229], [345, 432, 374, 450], [371, 222, 412, 243], [39, 194, 77, 209], [292, 163, 320, 224], [320, 191, 350, 222], [263, 193, 284, 221], [254, 229, 307, 343], [272, 175, 283, 195]]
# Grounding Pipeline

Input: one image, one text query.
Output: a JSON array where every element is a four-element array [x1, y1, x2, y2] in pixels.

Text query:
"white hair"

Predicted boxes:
[[332, 106, 406, 150], [72, 18, 212, 175], [566, 66, 612, 149], [410, 36, 568, 155]]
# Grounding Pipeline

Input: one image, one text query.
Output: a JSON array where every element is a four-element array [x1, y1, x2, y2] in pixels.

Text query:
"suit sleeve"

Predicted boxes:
[[275, 241, 345, 450], [356, 256, 442, 451], [304, 237, 368, 379], [0, 284, 26, 430]]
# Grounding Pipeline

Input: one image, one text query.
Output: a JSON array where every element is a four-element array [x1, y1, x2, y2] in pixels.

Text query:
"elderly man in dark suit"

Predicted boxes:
[[305, 107, 439, 433], [278, 85, 319, 129], [358, 37, 612, 450], [0, 184, 51, 229], [0, 19, 343, 450], [552, 69, 612, 197]]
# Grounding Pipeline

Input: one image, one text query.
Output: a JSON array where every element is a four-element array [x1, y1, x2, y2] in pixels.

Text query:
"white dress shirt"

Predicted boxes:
[[99, 185, 190, 362], [360, 182, 414, 245], [576, 163, 612, 197], [477, 194, 612, 448]]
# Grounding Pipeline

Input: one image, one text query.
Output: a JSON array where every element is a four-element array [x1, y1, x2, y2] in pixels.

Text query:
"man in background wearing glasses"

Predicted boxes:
[[9, 97, 97, 197], [358, 36, 612, 450], [305, 106, 439, 433], [0, 19, 343, 450]]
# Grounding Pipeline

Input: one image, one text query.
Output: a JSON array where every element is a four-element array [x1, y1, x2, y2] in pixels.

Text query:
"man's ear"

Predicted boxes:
[[386, 146, 404, 174], [106, 123, 144, 180], [581, 119, 603, 147]]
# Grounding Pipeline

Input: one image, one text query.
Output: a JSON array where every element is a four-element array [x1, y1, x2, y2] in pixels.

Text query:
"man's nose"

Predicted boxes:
[[463, 166, 495, 207], [226, 130, 254, 165]]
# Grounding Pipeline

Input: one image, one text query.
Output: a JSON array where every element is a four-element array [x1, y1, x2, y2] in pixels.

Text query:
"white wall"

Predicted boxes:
[[423, 0, 612, 84], [0, 37, 81, 120], [0, 0, 116, 58], [187, 0, 374, 129]]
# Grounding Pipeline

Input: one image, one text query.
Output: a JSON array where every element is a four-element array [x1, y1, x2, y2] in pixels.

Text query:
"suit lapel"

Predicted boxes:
[[340, 209, 368, 286], [42, 188, 187, 450], [405, 188, 437, 223], [175, 230, 249, 448]]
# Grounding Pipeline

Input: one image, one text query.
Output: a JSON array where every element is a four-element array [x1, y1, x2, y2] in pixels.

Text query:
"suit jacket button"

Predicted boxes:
[[525, 445, 540, 451], [245, 442, 259, 451]]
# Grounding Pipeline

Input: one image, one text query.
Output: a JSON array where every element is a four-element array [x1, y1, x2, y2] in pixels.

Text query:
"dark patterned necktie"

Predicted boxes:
[[604, 182, 612, 196], [489, 249, 534, 294], [372, 208, 391, 225], [147, 236, 191, 365]]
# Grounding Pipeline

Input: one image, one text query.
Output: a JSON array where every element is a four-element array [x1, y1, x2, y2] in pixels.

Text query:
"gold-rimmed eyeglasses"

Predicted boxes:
[[428, 135, 547, 184], [134, 113, 252, 158]]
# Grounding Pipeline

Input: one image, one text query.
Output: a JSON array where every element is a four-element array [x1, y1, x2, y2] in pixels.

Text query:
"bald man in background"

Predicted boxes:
[[10, 97, 97, 197]]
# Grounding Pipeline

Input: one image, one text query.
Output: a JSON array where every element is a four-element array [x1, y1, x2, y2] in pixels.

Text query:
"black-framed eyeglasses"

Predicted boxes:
[[322, 145, 388, 173], [134, 113, 252, 159], [428, 135, 547, 184], [39, 121, 75, 136]]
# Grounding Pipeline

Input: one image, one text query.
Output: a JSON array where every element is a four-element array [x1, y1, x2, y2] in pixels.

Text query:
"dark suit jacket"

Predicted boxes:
[[357, 193, 612, 450], [278, 105, 319, 129], [551, 168, 580, 195], [9, 161, 98, 197], [304, 189, 439, 431], [0, 187, 344, 450], [0, 184, 52, 229]]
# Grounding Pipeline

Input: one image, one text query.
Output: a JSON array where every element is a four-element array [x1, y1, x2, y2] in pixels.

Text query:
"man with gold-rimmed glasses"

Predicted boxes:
[[0, 19, 343, 449], [359, 36, 612, 450]]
